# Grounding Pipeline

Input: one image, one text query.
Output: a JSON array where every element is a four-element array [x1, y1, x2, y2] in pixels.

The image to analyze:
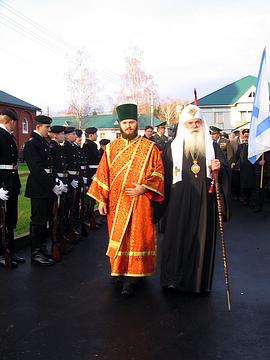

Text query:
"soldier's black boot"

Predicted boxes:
[[30, 225, 54, 266], [7, 229, 25, 264]]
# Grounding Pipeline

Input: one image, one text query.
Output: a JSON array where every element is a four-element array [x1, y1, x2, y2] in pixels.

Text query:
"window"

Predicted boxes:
[[22, 118, 28, 134], [214, 113, 224, 128], [240, 111, 251, 122], [99, 132, 106, 139], [248, 91, 255, 98]]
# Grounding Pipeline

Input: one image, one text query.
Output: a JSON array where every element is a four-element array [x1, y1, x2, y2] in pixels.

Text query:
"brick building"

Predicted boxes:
[[0, 90, 41, 159]]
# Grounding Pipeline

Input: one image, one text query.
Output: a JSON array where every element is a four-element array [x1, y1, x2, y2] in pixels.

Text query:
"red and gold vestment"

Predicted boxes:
[[87, 136, 164, 277]]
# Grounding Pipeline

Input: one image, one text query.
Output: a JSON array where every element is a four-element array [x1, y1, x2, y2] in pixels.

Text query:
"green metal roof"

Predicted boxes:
[[197, 75, 270, 107], [52, 114, 160, 129], [0, 90, 41, 110]]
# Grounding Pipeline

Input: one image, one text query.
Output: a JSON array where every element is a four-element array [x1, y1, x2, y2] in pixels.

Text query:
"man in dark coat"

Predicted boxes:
[[24, 115, 64, 266], [210, 126, 234, 164], [152, 121, 168, 151], [63, 127, 82, 243], [231, 130, 255, 206], [48, 126, 70, 257], [0, 109, 25, 268], [160, 105, 231, 293], [82, 127, 100, 230], [75, 128, 89, 236]]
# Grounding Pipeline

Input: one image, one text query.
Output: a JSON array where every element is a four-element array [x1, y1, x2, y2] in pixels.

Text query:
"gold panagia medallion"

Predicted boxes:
[[191, 160, 200, 178], [174, 166, 180, 177]]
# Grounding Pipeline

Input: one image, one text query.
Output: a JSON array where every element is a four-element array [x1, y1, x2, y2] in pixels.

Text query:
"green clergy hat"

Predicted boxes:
[[116, 103, 138, 122]]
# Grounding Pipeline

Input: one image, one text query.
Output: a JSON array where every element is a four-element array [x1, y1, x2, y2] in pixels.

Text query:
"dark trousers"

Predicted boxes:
[[0, 193, 18, 256], [66, 187, 81, 242], [30, 198, 54, 255]]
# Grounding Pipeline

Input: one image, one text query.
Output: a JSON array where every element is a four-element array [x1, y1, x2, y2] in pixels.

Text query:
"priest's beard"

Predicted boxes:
[[120, 123, 138, 140], [183, 126, 206, 158]]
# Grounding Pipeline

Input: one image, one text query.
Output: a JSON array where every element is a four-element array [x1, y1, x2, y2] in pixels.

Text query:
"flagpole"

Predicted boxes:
[[260, 153, 265, 188]]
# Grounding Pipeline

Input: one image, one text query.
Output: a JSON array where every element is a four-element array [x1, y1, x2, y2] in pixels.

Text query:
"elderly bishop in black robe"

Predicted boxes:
[[160, 105, 231, 293]]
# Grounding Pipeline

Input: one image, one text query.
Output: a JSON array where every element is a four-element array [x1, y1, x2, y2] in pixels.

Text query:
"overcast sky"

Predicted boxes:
[[1, 0, 270, 114]]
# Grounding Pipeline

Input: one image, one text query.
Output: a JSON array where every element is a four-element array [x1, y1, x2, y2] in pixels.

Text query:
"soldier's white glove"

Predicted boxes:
[[53, 184, 62, 196], [70, 179, 79, 189], [0, 188, 9, 201], [83, 177, 88, 185], [61, 184, 68, 193]]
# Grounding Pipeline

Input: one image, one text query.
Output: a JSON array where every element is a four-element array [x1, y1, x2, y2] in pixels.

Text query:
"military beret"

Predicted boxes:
[[35, 115, 52, 124], [64, 126, 76, 134], [1, 109, 18, 121], [50, 125, 65, 133], [156, 121, 167, 128], [116, 103, 137, 122], [85, 127, 97, 134], [209, 126, 221, 133], [75, 129, 83, 137], [99, 138, 110, 146]]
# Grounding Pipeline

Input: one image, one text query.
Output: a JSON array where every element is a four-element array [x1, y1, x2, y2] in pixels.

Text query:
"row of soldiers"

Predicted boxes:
[[0, 110, 105, 269]]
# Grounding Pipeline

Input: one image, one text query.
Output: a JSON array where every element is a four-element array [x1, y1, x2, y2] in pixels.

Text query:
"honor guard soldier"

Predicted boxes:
[[48, 126, 70, 258], [63, 127, 82, 243], [83, 127, 100, 230], [0, 109, 25, 268], [99, 138, 110, 158], [75, 129, 89, 236], [24, 115, 64, 266], [152, 121, 168, 151], [210, 126, 234, 164]]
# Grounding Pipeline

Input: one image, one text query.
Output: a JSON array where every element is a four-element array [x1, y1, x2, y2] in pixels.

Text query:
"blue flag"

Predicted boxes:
[[248, 47, 270, 163]]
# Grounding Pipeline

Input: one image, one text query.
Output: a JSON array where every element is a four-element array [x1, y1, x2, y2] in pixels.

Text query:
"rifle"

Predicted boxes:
[[51, 194, 61, 262], [0, 199, 11, 269], [68, 184, 78, 243]]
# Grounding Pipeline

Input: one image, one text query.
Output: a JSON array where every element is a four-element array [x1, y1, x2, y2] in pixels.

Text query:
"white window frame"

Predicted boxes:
[[22, 118, 29, 134]]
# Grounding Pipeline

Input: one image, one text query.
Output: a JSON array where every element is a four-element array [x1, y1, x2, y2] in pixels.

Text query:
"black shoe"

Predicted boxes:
[[31, 253, 54, 266], [0, 256, 18, 269], [253, 207, 262, 213], [90, 224, 101, 230], [12, 255, 26, 264], [81, 225, 89, 237], [121, 282, 134, 296]]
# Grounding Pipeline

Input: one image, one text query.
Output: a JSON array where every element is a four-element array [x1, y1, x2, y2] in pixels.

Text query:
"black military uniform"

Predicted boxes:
[[0, 109, 25, 268], [152, 121, 168, 151], [232, 137, 255, 206], [49, 125, 72, 257], [83, 127, 100, 229], [75, 129, 89, 237], [24, 115, 55, 266], [63, 127, 82, 243]]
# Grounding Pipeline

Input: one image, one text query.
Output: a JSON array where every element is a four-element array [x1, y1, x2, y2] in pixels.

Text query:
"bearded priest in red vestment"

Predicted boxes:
[[88, 103, 164, 296]]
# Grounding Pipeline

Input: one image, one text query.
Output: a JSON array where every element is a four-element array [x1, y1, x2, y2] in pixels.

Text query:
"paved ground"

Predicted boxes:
[[0, 200, 270, 360]]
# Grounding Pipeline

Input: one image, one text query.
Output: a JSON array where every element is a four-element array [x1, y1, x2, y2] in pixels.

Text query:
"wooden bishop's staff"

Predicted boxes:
[[209, 170, 231, 311]]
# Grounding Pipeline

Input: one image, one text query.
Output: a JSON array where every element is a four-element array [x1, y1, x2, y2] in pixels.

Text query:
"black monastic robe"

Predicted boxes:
[[160, 142, 231, 293]]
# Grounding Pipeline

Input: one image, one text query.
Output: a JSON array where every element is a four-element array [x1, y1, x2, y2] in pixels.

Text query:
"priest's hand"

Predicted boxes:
[[126, 183, 146, 197], [211, 159, 220, 172], [98, 203, 107, 215]]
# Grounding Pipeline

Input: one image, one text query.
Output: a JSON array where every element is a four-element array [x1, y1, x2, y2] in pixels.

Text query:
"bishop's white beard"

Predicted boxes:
[[183, 126, 206, 158]]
